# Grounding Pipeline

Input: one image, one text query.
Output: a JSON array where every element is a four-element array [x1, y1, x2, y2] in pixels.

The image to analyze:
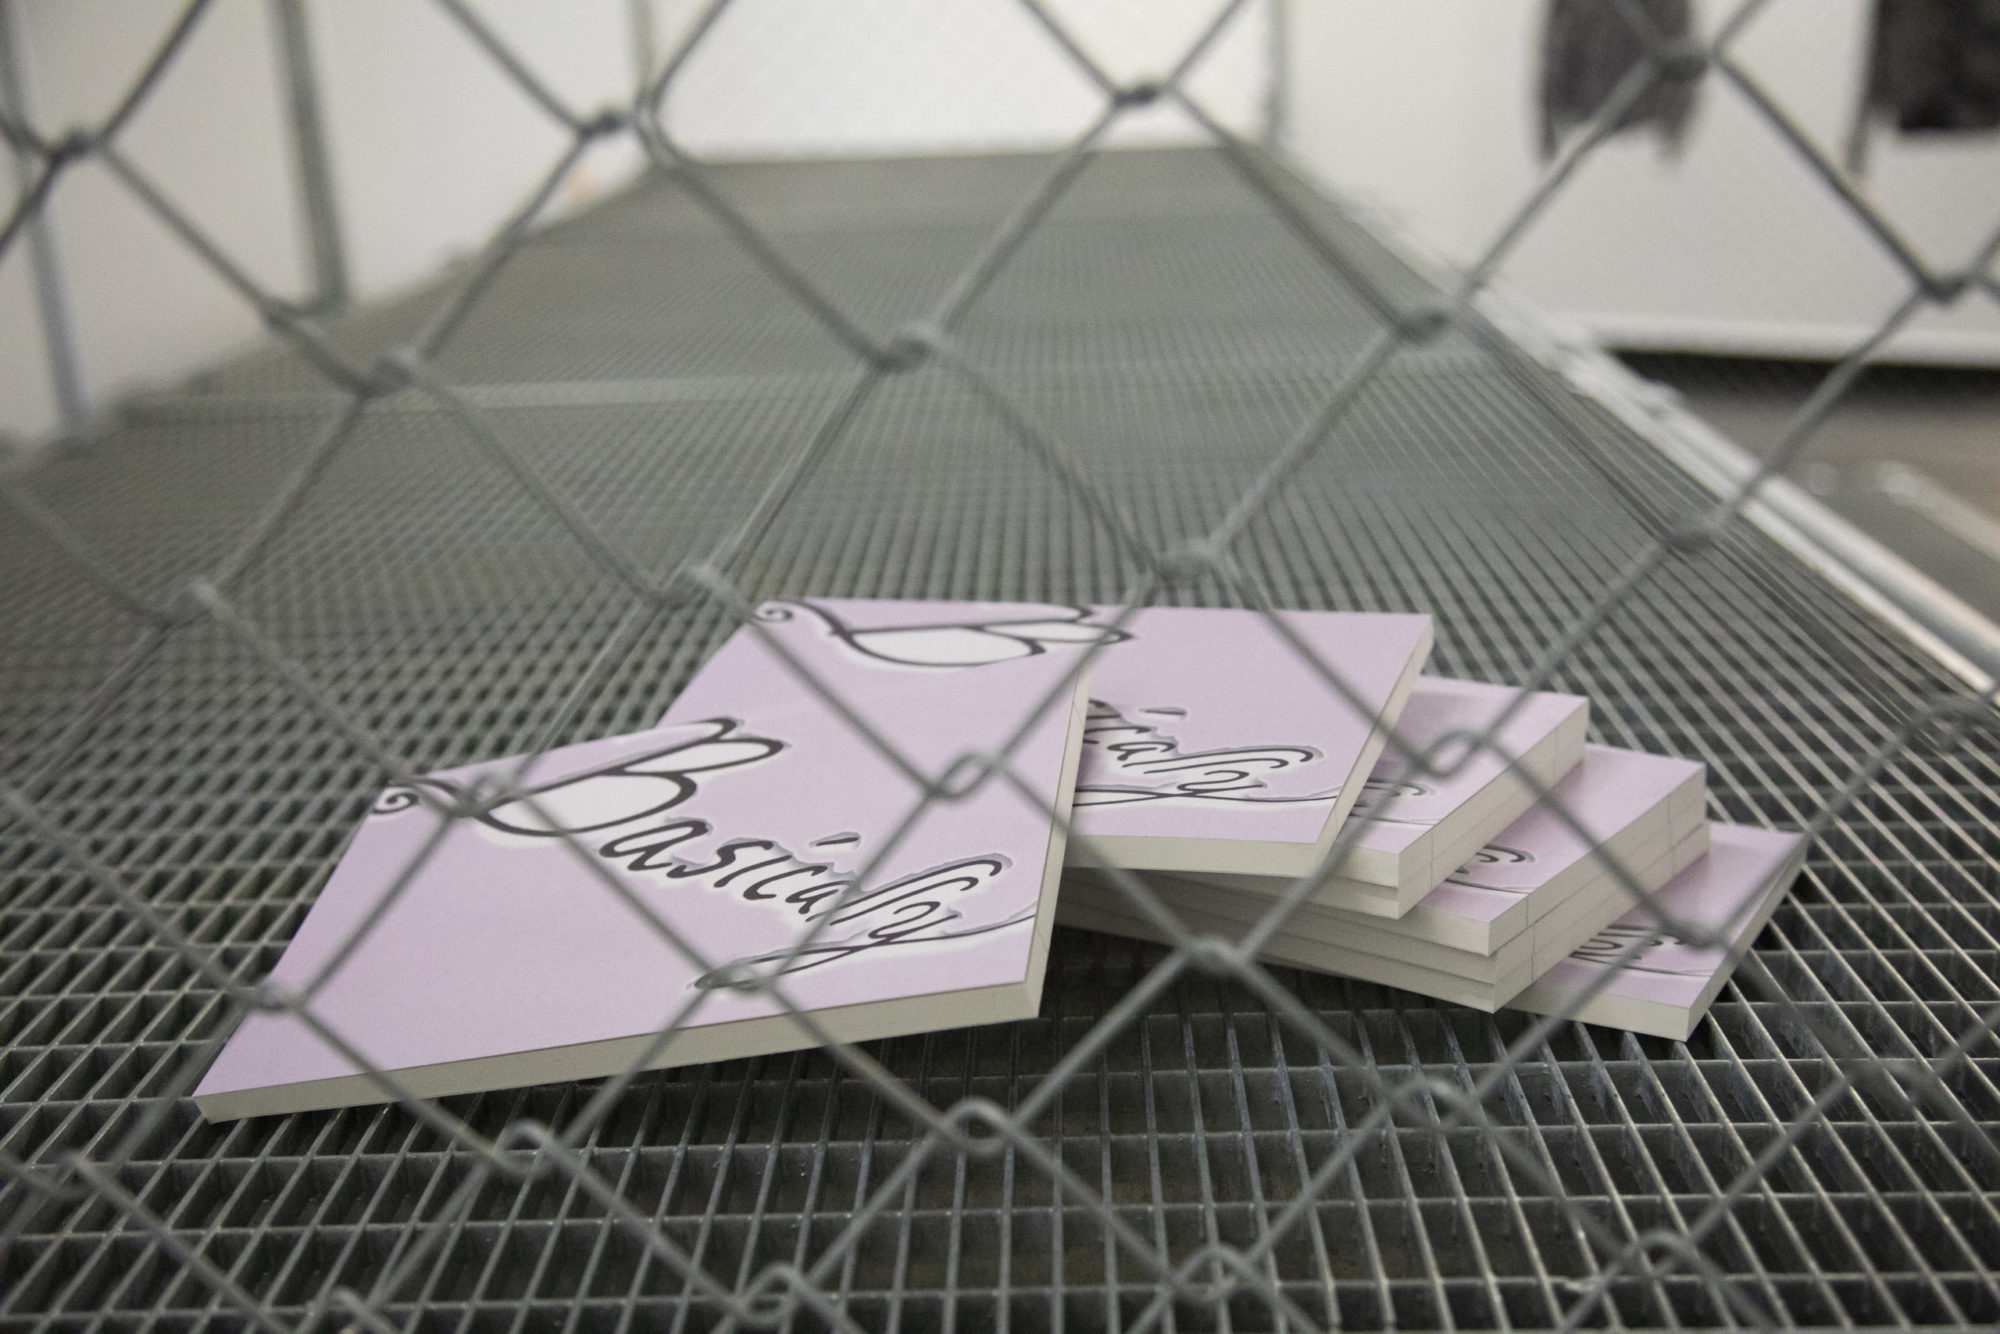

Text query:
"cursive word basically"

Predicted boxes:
[[1074, 700, 1331, 807]]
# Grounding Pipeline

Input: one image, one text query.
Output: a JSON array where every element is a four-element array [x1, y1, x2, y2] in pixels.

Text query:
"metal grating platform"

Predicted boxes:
[[3, 147, 1999, 1332]]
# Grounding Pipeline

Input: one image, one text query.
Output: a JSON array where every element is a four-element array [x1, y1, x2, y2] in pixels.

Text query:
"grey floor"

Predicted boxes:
[[1623, 353, 2000, 623]]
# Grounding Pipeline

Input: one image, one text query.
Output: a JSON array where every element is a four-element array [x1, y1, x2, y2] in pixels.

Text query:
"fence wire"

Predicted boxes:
[[3, 0, 1999, 1330]]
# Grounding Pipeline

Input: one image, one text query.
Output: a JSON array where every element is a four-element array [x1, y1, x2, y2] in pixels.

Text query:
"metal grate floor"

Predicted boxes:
[[3, 147, 1999, 1331]]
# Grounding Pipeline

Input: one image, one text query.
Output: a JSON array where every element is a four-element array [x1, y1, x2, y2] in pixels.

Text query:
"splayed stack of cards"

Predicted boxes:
[[195, 600, 1804, 1121], [1058, 626, 1807, 1042]]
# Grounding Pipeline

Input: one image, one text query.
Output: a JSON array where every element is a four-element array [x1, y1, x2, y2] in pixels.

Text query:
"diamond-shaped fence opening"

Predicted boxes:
[[2, 1, 1999, 1330]]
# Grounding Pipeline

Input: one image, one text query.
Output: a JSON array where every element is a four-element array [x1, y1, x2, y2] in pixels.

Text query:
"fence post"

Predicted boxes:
[[0, 0, 88, 439], [626, 0, 656, 102], [1262, 0, 1289, 151], [268, 0, 347, 314]]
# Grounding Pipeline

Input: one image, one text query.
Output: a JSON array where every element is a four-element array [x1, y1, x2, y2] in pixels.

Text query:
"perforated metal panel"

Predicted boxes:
[[4, 147, 1998, 1332]]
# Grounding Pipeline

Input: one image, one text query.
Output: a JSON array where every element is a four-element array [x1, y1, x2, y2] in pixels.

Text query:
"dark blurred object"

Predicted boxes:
[[1846, 0, 2000, 173], [1538, 0, 1699, 161]]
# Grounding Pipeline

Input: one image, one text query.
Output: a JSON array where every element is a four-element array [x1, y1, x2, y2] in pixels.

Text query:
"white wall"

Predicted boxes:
[[3, 0, 305, 441], [311, 0, 641, 301], [1282, 0, 2000, 363], [657, 0, 1268, 157], [0, 0, 644, 443], [12, 0, 1995, 447], [1, 0, 1269, 446]]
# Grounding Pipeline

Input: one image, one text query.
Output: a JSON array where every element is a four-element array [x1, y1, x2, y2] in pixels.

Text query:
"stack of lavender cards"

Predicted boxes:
[[197, 598, 1434, 1120], [1060, 657, 1806, 1039], [199, 598, 1799, 1120]]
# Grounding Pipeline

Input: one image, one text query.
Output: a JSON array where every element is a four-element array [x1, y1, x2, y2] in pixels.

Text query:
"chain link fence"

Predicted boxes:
[[3, 0, 1999, 1329]]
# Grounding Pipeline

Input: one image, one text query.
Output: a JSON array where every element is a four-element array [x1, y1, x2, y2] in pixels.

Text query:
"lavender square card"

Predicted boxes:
[[669, 600, 1432, 879], [1509, 823, 1806, 1039], [196, 651, 1089, 1121], [1182, 676, 1589, 917]]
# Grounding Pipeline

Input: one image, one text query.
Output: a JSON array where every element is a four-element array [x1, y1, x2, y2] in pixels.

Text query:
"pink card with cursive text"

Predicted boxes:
[[195, 644, 1089, 1120], [667, 599, 1432, 879]]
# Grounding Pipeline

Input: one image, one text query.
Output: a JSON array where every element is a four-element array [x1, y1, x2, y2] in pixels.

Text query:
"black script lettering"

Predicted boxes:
[[739, 861, 834, 902], [763, 599, 1128, 668], [1076, 701, 1333, 808], [692, 907, 1037, 991], [689, 855, 1019, 989], [597, 819, 710, 871], [665, 838, 779, 882], [781, 874, 857, 916], [431, 717, 786, 839]]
